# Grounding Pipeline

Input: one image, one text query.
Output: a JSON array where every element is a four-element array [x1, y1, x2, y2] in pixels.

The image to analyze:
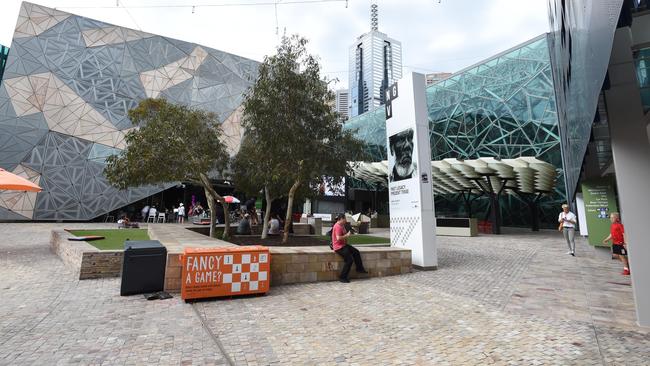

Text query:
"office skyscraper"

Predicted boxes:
[[348, 3, 402, 118], [335, 89, 349, 121]]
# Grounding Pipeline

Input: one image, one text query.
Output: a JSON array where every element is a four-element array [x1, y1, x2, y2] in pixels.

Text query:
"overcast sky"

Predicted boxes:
[[0, 0, 550, 89]]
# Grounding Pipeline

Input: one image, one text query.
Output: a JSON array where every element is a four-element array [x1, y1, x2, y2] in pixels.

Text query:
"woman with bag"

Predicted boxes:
[[558, 204, 577, 256]]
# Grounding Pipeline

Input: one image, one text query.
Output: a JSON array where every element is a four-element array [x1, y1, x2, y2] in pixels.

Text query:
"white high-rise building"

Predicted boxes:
[[348, 3, 402, 118], [335, 89, 349, 121]]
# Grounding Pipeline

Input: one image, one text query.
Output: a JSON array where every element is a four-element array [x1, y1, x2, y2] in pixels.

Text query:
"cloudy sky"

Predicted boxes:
[[0, 0, 549, 89]]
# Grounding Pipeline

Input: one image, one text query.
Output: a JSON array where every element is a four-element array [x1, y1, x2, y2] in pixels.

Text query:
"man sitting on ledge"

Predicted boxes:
[[331, 213, 367, 283]]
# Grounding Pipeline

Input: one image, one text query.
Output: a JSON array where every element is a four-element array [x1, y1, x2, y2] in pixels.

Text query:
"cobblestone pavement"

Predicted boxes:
[[0, 224, 225, 366], [1, 224, 649, 365]]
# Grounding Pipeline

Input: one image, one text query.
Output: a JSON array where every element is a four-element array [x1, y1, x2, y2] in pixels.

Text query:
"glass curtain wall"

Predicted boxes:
[[345, 34, 566, 228], [0, 46, 8, 83]]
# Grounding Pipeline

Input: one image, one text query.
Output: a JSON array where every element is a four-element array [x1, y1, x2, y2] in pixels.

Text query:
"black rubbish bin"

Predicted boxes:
[[120, 240, 167, 296]]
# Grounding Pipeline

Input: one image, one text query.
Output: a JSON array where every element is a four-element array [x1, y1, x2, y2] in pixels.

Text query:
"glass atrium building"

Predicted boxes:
[[345, 34, 564, 228]]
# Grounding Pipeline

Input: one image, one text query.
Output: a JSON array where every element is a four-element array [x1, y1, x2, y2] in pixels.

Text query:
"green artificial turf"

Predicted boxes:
[[69, 229, 150, 250], [319, 234, 391, 245]]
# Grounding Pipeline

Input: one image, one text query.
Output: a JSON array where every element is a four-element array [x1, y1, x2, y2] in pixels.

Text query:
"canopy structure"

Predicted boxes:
[[348, 157, 558, 233], [0, 168, 43, 192]]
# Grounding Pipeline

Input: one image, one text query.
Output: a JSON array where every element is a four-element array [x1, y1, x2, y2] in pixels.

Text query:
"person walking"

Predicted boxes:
[[331, 213, 368, 283], [559, 203, 577, 256], [141, 205, 150, 223], [177, 203, 185, 224], [602, 212, 630, 275]]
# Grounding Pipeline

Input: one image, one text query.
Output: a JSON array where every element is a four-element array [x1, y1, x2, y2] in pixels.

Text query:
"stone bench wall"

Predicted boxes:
[[269, 247, 412, 285], [162, 245, 412, 292], [51, 225, 413, 292], [50, 230, 123, 280]]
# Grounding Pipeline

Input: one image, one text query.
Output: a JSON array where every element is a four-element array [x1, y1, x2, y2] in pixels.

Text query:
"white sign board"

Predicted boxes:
[[312, 213, 333, 222], [385, 72, 437, 269], [576, 193, 588, 236]]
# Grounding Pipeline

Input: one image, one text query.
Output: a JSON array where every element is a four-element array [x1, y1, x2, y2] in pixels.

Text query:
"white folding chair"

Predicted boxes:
[[157, 212, 166, 223], [147, 211, 156, 223]]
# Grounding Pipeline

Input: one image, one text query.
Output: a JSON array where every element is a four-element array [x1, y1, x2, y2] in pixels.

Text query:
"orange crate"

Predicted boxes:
[[180, 246, 270, 300]]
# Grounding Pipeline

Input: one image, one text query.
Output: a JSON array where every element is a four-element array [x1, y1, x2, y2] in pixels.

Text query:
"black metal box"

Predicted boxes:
[[120, 240, 167, 296]]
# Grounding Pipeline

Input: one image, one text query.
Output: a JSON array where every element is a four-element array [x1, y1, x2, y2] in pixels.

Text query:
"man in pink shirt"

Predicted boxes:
[[331, 214, 367, 283]]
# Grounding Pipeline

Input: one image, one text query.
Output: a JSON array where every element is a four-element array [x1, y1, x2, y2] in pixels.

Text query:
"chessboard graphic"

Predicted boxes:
[[181, 246, 271, 300], [221, 252, 269, 293]]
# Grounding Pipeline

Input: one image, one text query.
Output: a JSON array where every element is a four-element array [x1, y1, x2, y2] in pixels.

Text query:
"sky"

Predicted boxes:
[[0, 0, 550, 89]]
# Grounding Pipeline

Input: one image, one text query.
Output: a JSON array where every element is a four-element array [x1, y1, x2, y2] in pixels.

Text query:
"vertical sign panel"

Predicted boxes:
[[581, 178, 618, 246], [385, 72, 437, 269]]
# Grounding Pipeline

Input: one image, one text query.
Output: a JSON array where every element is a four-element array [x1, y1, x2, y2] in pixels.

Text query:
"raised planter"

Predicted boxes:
[[50, 225, 414, 291], [50, 230, 123, 280], [148, 224, 412, 292]]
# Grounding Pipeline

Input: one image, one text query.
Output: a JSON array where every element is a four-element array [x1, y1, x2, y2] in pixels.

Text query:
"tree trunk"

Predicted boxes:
[[198, 172, 230, 239], [282, 180, 300, 244], [261, 186, 273, 239], [204, 187, 217, 238], [221, 202, 230, 240]]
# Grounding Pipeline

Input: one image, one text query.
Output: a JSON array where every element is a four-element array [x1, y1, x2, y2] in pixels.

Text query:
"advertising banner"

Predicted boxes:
[[385, 72, 437, 268], [181, 246, 270, 300], [581, 178, 618, 246]]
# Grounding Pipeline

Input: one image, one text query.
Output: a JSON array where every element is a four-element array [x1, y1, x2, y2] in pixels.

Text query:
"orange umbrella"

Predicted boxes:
[[0, 168, 42, 192]]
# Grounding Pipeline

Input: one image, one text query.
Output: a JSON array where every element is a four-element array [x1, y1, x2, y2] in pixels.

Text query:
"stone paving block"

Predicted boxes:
[[290, 254, 309, 264], [317, 271, 337, 281], [271, 254, 292, 264], [362, 253, 380, 261], [286, 263, 305, 273], [376, 259, 392, 268], [299, 272, 317, 283], [387, 251, 402, 259]]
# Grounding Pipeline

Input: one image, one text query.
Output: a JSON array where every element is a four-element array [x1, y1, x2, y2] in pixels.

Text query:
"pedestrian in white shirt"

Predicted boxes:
[[177, 203, 185, 224], [559, 203, 577, 256], [141, 205, 150, 222]]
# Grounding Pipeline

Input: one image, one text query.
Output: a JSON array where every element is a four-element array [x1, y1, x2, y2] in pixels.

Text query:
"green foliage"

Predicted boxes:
[[239, 35, 366, 241], [241, 35, 365, 190], [69, 229, 149, 250], [104, 98, 232, 239], [231, 136, 290, 200], [105, 98, 228, 188]]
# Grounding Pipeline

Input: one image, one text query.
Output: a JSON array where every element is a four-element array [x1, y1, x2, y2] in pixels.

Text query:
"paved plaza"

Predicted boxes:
[[0, 223, 649, 365]]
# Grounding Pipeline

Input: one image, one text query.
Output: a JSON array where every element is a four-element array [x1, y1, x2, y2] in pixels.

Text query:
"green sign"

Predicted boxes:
[[581, 178, 618, 246]]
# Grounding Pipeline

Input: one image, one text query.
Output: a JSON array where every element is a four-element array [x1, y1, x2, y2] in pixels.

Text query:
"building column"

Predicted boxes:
[[605, 27, 650, 327]]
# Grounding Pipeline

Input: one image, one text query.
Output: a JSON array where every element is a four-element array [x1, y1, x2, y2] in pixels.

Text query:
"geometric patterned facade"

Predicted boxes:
[[344, 34, 566, 228], [0, 2, 258, 220]]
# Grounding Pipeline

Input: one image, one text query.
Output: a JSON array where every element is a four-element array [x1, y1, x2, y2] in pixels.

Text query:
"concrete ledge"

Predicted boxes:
[[50, 230, 123, 280], [50, 225, 413, 291], [147, 224, 412, 292], [436, 226, 476, 237], [267, 246, 412, 287]]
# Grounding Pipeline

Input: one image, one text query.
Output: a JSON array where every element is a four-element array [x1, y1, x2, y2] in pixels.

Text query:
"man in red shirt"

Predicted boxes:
[[331, 214, 368, 283], [602, 212, 630, 275]]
